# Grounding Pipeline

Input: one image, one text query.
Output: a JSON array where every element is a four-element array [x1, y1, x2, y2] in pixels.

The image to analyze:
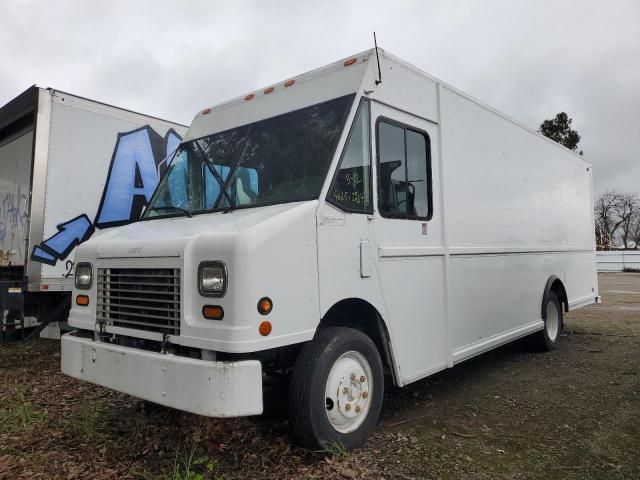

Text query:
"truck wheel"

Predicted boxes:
[[289, 327, 384, 450], [534, 291, 563, 351]]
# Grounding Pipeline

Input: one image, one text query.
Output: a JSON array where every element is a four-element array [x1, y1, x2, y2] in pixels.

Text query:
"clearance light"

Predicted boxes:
[[343, 58, 357, 66], [259, 321, 272, 336], [202, 108, 212, 115], [202, 305, 224, 320], [263, 87, 274, 94], [257, 297, 273, 315], [245, 93, 255, 101], [76, 295, 89, 306], [284, 79, 295, 87]]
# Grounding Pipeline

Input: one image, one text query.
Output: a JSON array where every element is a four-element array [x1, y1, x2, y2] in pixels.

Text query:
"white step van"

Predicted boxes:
[[61, 49, 598, 448]]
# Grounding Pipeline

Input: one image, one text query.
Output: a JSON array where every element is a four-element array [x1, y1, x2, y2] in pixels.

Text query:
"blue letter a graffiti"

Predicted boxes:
[[94, 126, 161, 228]]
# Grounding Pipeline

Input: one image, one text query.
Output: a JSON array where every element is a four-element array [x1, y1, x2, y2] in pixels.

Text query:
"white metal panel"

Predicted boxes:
[[0, 130, 33, 265], [439, 85, 593, 250]]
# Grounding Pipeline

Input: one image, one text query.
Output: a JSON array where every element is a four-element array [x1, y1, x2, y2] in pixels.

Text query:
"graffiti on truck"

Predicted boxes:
[[0, 185, 30, 260], [30, 127, 182, 266]]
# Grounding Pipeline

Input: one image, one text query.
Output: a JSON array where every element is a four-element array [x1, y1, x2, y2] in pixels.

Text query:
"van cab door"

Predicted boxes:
[[370, 102, 447, 385]]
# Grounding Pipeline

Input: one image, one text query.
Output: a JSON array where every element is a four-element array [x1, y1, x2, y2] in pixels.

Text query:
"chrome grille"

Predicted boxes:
[[97, 268, 180, 335]]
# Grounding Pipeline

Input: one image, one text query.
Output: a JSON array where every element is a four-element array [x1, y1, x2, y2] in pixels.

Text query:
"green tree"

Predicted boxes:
[[539, 112, 582, 154]]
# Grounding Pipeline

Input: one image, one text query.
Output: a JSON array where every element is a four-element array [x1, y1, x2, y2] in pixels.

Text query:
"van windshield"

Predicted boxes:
[[143, 94, 354, 219]]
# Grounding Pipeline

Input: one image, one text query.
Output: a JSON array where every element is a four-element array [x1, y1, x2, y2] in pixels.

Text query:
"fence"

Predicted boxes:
[[596, 250, 640, 272]]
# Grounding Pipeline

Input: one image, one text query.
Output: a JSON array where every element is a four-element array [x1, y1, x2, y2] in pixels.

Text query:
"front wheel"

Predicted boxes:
[[289, 327, 384, 450]]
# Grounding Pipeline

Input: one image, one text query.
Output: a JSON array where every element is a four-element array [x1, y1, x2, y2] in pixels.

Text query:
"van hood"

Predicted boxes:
[[87, 201, 317, 259]]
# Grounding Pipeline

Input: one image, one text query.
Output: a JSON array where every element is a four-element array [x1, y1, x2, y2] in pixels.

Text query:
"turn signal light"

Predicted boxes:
[[76, 295, 89, 306], [202, 305, 224, 320], [257, 297, 273, 315], [259, 321, 272, 336]]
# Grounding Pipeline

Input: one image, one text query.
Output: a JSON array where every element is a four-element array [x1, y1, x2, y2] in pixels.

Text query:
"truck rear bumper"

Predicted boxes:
[[61, 333, 263, 417]]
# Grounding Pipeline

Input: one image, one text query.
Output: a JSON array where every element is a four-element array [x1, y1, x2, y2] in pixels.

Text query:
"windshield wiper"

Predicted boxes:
[[147, 205, 192, 218], [194, 141, 236, 209]]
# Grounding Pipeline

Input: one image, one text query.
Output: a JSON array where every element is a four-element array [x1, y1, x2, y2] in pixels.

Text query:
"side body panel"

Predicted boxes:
[[438, 85, 597, 362]]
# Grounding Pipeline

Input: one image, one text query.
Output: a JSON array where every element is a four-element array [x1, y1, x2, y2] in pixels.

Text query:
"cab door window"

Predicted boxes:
[[376, 119, 432, 220], [327, 99, 372, 213]]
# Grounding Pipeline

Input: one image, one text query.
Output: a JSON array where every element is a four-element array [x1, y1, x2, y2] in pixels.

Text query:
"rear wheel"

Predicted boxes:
[[289, 327, 384, 450], [534, 291, 563, 351]]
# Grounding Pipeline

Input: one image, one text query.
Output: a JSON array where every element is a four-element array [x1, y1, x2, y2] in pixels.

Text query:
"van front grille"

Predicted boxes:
[[97, 268, 180, 335]]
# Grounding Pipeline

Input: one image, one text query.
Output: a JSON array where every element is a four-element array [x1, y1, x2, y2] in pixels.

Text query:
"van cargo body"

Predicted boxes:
[[0, 87, 187, 336], [62, 50, 597, 448]]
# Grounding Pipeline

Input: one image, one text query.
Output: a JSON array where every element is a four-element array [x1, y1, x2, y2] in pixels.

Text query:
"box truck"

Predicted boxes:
[[61, 49, 598, 448], [0, 87, 187, 340]]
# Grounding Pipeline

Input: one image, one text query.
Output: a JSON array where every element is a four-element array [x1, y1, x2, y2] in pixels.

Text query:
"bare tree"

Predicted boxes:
[[594, 191, 625, 249], [616, 194, 640, 249], [630, 205, 640, 249]]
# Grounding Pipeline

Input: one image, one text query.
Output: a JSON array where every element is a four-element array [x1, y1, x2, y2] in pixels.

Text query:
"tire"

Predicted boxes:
[[534, 291, 563, 351], [289, 327, 384, 450]]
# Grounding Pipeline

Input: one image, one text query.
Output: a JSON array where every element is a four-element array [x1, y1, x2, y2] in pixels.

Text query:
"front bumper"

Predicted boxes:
[[61, 333, 263, 417]]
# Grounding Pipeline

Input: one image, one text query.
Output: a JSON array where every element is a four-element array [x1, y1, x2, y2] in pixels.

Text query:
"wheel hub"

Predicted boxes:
[[325, 351, 373, 434]]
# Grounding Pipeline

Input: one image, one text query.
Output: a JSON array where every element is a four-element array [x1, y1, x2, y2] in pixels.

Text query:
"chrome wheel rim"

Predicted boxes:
[[546, 300, 560, 341], [324, 351, 373, 434]]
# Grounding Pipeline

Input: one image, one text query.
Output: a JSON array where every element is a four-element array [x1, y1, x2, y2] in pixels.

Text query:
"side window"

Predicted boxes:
[[327, 100, 372, 212], [377, 119, 431, 219]]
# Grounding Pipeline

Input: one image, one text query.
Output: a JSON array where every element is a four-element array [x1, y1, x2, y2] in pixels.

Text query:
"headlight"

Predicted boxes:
[[75, 262, 93, 289], [198, 261, 227, 297]]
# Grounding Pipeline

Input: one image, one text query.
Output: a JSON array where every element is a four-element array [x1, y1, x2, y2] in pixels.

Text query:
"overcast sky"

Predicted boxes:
[[1, 0, 638, 194]]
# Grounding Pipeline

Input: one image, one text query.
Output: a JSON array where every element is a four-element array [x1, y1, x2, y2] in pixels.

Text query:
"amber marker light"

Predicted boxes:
[[202, 108, 212, 114], [284, 79, 295, 87], [263, 87, 274, 94], [259, 321, 272, 336], [76, 295, 89, 306], [245, 93, 255, 100], [343, 58, 357, 66], [257, 297, 273, 315], [202, 305, 224, 320]]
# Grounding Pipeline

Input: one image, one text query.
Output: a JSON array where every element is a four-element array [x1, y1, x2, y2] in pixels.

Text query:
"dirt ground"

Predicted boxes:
[[1, 273, 638, 479]]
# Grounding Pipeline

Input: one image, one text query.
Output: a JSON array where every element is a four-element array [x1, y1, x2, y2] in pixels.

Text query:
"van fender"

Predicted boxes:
[[541, 275, 568, 319]]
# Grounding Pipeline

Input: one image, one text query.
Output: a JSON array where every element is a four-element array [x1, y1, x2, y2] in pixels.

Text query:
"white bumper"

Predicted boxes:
[[61, 333, 263, 417]]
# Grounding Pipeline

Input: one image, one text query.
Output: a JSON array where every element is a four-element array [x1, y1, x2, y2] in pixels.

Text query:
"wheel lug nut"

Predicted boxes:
[[343, 387, 349, 394], [350, 373, 356, 381], [355, 405, 361, 413], [362, 391, 368, 399], [345, 403, 351, 411], [360, 375, 366, 382]]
